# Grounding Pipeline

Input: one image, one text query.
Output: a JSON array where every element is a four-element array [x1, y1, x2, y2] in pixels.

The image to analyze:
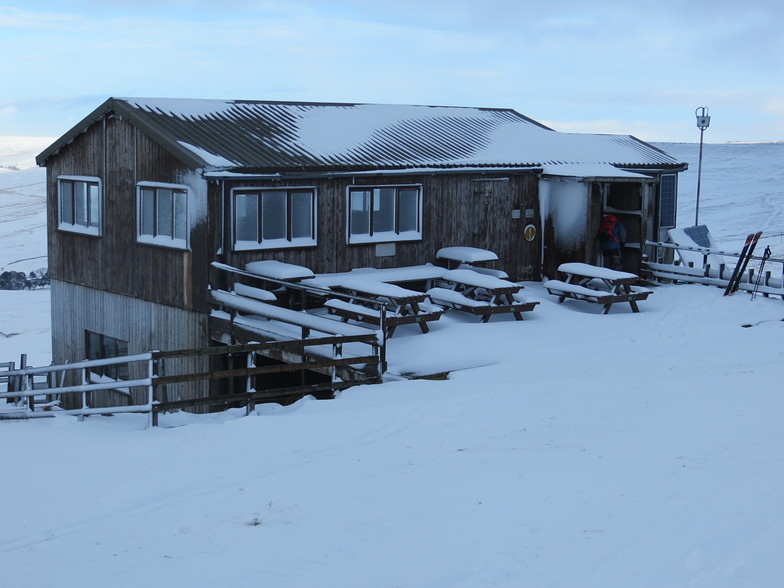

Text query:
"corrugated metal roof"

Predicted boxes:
[[37, 98, 687, 174]]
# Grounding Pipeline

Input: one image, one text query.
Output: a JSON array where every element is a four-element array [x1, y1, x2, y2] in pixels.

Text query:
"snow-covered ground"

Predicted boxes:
[[1, 136, 784, 587]]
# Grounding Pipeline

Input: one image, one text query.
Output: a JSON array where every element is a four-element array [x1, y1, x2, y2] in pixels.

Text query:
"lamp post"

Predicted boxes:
[[694, 106, 711, 226]]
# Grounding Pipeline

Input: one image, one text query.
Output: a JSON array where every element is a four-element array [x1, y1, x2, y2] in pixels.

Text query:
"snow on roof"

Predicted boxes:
[[124, 97, 237, 120], [177, 141, 238, 168], [37, 98, 686, 175], [541, 163, 651, 179]]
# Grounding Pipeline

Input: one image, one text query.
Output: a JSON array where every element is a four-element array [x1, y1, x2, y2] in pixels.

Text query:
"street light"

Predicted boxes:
[[694, 106, 711, 226]]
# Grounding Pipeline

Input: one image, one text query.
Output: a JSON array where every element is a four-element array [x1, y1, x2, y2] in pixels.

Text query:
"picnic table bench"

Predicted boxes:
[[325, 278, 444, 337], [543, 262, 652, 314], [428, 269, 538, 322], [212, 289, 374, 339]]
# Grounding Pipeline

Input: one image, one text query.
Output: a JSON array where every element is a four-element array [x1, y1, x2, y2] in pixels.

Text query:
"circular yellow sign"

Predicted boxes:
[[524, 224, 537, 242]]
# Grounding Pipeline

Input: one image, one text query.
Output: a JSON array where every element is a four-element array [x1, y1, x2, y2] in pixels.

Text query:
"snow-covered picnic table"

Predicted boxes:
[[543, 262, 652, 314], [302, 264, 447, 289], [428, 269, 538, 323], [324, 277, 443, 337]]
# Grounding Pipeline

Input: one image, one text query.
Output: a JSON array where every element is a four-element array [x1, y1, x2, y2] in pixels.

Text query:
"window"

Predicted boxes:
[[58, 176, 102, 235], [137, 182, 189, 248], [232, 188, 317, 250], [347, 185, 422, 244], [85, 331, 129, 382]]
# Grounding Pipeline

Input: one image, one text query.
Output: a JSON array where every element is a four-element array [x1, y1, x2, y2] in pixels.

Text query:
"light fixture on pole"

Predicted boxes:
[[694, 106, 710, 226]]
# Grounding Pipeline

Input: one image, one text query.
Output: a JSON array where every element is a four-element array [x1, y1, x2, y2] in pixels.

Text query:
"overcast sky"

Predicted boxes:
[[2, 0, 783, 142]]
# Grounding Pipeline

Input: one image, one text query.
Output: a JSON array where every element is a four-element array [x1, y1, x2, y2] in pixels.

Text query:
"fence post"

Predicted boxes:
[[20, 354, 32, 412], [246, 352, 255, 415], [79, 366, 89, 422], [148, 355, 156, 428]]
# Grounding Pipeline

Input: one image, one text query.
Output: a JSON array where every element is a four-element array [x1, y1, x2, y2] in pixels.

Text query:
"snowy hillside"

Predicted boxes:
[[2, 137, 784, 587], [661, 141, 784, 251]]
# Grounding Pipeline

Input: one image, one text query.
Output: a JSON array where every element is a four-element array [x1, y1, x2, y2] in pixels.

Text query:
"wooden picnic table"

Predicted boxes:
[[428, 268, 538, 322], [325, 277, 443, 337], [543, 262, 652, 314]]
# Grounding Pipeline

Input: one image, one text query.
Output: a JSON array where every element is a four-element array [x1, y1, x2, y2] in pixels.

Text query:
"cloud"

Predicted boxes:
[[0, 6, 80, 29]]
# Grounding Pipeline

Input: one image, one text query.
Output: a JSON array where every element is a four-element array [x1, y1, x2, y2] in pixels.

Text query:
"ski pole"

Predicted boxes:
[[751, 245, 772, 300]]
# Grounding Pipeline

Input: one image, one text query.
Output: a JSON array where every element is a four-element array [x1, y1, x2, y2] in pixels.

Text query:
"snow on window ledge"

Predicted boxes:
[[58, 222, 101, 237], [233, 237, 317, 251], [347, 231, 422, 245], [137, 234, 189, 250]]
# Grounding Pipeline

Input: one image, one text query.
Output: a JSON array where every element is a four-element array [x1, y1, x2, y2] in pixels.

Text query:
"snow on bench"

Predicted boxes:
[[442, 269, 520, 292], [427, 287, 538, 322], [234, 283, 277, 302], [338, 277, 426, 301], [324, 297, 444, 337], [427, 287, 492, 309], [543, 280, 616, 300], [212, 290, 375, 338], [303, 264, 447, 288], [325, 299, 383, 319], [558, 262, 638, 282], [456, 263, 508, 279]]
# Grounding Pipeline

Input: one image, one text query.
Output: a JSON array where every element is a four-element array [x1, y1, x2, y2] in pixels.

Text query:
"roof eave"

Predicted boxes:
[[35, 97, 209, 170]]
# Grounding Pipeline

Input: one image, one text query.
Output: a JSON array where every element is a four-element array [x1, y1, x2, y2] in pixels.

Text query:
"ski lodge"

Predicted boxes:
[[33, 97, 687, 413]]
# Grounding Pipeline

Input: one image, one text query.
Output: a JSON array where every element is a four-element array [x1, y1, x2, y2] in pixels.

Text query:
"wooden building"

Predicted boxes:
[[36, 98, 687, 404]]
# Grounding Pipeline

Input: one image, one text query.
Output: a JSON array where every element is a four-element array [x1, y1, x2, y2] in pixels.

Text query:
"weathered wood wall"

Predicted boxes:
[[50, 280, 210, 408], [215, 172, 542, 281], [46, 116, 210, 313]]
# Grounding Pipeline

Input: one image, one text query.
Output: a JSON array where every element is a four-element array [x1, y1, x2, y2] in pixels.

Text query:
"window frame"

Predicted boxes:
[[136, 181, 190, 250], [57, 175, 102, 236], [231, 186, 317, 251], [346, 184, 423, 244], [84, 330, 130, 383]]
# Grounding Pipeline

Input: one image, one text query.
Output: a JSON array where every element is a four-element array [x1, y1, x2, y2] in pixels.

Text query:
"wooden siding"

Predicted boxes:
[[46, 116, 210, 313], [50, 279, 210, 408], [215, 172, 542, 281]]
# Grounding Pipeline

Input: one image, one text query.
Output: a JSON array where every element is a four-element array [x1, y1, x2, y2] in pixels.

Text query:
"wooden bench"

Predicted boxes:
[[234, 283, 278, 302], [427, 287, 538, 323], [324, 299, 444, 337], [543, 279, 652, 314], [212, 290, 375, 339]]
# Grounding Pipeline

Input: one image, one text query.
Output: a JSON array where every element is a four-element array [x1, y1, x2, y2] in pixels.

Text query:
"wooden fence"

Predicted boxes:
[[0, 335, 382, 427], [643, 240, 784, 297]]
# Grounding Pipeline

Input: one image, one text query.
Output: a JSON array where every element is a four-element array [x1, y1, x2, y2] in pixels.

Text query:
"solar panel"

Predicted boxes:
[[659, 174, 677, 228], [683, 224, 711, 248]]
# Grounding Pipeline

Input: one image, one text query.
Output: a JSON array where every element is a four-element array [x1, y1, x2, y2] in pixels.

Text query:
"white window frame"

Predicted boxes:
[[57, 175, 102, 236], [346, 184, 423, 244], [231, 186, 317, 251], [136, 181, 190, 250]]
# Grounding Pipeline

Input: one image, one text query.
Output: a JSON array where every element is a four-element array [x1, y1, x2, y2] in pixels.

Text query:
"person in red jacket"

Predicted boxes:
[[597, 214, 627, 270]]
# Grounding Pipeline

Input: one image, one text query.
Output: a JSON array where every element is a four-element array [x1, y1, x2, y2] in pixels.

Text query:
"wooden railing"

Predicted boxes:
[[0, 336, 382, 427], [643, 240, 784, 297]]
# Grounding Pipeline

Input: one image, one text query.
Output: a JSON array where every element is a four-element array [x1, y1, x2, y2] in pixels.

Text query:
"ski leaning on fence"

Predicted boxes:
[[724, 231, 762, 296]]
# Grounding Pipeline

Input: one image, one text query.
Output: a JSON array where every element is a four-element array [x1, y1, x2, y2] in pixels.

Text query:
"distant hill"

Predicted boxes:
[[654, 142, 784, 250], [0, 136, 54, 172], [1, 137, 782, 270]]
